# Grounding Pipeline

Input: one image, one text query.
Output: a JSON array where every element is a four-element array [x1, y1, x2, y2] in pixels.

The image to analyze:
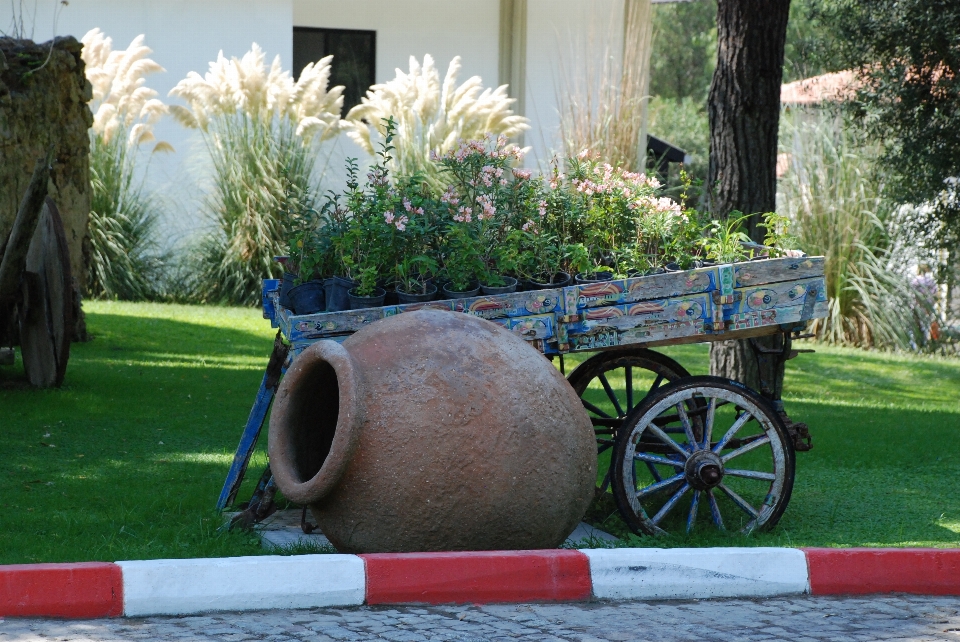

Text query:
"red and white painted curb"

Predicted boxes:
[[2, 548, 959, 618]]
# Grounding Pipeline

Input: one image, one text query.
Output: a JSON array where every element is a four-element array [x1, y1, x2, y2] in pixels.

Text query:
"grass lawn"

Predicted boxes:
[[1, 301, 958, 564]]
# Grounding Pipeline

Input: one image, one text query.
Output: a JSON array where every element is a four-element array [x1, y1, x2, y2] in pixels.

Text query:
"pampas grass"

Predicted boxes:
[[168, 44, 344, 305], [778, 109, 940, 351], [557, 0, 654, 171], [342, 54, 529, 192], [81, 28, 170, 300]]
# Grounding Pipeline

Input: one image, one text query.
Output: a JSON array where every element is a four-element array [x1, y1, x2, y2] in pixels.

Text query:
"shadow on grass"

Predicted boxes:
[[0, 310, 277, 564]]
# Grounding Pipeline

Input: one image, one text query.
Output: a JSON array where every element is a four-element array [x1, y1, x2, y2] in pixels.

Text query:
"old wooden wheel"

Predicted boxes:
[[17, 198, 73, 387], [566, 348, 695, 491], [611, 376, 795, 536]]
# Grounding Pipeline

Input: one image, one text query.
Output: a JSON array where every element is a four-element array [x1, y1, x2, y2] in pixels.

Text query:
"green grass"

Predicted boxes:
[[1, 302, 958, 564], [0, 301, 276, 564]]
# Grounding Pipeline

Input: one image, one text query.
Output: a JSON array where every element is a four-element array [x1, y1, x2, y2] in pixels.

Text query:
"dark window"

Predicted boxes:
[[293, 27, 376, 115]]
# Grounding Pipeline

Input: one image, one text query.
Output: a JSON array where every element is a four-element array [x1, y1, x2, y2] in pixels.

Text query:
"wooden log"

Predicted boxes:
[[18, 198, 73, 387]]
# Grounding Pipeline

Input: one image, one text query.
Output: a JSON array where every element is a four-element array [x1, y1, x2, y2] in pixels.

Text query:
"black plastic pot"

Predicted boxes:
[[288, 280, 326, 315], [396, 283, 438, 304], [324, 276, 356, 312], [481, 276, 518, 295], [348, 286, 387, 310], [527, 272, 572, 290], [664, 262, 682, 272], [278, 271, 298, 310], [442, 281, 482, 299], [575, 270, 614, 284]]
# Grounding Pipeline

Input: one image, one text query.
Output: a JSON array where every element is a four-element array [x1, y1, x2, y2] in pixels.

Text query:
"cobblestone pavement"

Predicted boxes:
[[2, 595, 960, 641]]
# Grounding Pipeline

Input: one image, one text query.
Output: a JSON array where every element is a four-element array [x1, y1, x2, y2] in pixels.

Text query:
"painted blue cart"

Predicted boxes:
[[221, 255, 827, 537]]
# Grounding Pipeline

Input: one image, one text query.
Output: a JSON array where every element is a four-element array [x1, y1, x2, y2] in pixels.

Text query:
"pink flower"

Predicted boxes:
[[384, 211, 395, 224], [454, 206, 473, 223], [476, 194, 496, 220], [395, 215, 409, 231], [537, 200, 547, 218], [522, 219, 537, 234], [513, 168, 532, 180], [440, 186, 459, 206]]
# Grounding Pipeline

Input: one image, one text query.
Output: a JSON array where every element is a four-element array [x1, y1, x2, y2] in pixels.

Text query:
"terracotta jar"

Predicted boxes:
[[268, 309, 596, 553]]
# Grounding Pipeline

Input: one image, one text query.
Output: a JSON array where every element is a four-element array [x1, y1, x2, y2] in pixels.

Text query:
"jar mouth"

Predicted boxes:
[[268, 340, 362, 504]]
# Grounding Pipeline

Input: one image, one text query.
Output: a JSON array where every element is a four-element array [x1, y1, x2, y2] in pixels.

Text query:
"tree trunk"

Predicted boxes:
[[707, 0, 791, 391]]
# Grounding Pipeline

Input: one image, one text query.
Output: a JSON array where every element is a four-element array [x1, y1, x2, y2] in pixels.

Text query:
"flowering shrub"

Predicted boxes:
[[342, 55, 529, 193], [434, 137, 531, 289], [563, 152, 711, 274], [81, 29, 171, 300], [295, 132, 797, 300], [168, 44, 344, 304]]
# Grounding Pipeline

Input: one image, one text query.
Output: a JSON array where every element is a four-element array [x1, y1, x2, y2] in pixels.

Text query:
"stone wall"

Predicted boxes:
[[0, 36, 92, 298]]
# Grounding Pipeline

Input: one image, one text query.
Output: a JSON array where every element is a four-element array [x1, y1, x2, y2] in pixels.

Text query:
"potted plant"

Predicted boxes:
[[396, 255, 439, 303], [434, 135, 532, 298]]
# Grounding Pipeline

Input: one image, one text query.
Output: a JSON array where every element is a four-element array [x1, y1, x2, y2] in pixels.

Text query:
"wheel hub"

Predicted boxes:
[[684, 450, 724, 490]]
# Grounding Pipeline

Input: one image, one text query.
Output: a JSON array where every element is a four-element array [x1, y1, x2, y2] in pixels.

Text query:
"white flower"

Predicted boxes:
[[168, 44, 343, 143], [81, 29, 171, 151], [342, 54, 529, 190]]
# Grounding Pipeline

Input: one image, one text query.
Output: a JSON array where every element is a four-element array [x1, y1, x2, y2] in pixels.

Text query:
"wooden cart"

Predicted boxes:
[[0, 158, 73, 388], [220, 255, 827, 537]]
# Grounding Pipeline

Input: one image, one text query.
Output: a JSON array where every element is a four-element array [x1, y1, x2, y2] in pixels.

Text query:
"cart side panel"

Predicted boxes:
[[572, 269, 717, 311], [282, 290, 563, 346], [562, 276, 826, 353], [567, 257, 823, 312], [734, 256, 825, 287]]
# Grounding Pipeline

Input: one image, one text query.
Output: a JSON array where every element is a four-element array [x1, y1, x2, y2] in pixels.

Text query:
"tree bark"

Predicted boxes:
[[707, 0, 791, 390]]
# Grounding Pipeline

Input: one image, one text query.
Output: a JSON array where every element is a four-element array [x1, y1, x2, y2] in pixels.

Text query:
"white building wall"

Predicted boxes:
[[293, 0, 500, 87], [525, 0, 625, 168], [21, 0, 625, 245], [29, 0, 293, 243]]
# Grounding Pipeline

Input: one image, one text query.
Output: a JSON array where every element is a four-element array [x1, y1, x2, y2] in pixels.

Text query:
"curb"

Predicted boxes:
[[2, 548, 959, 618]]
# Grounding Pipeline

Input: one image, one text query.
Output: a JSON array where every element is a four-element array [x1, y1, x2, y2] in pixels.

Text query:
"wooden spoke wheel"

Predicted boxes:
[[611, 376, 795, 536], [17, 198, 73, 387], [566, 348, 696, 491]]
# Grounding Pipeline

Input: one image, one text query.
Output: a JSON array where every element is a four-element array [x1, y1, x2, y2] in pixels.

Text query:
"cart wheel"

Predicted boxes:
[[611, 376, 795, 536], [18, 198, 72, 388], [566, 348, 695, 491]]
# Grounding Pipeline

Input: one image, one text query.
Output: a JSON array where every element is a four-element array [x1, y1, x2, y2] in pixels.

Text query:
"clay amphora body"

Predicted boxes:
[[268, 309, 596, 553]]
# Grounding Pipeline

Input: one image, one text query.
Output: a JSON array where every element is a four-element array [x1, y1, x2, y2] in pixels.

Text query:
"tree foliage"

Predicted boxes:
[[821, 0, 960, 251], [650, 0, 717, 104]]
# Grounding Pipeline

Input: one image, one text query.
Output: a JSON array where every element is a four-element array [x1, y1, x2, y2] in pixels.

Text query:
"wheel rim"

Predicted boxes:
[[615, 380, 792, 536], [567, 350, 693, 491]]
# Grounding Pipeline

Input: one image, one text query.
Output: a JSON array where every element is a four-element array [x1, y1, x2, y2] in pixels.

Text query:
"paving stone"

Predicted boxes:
[[5, 595, 960, 641]]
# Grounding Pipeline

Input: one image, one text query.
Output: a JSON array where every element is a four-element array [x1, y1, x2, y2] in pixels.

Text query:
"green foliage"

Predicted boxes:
[[294, 136, 803, 295], [782, 0, 842, 82], [758, 211, 800, 257], [650, 0, 717, 104], [701, 212, 752, 264], [820, 0, 960, 253], [307, 118, 423, 296], [778, 108, 942, 351], [87, 133, 165, 300]]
